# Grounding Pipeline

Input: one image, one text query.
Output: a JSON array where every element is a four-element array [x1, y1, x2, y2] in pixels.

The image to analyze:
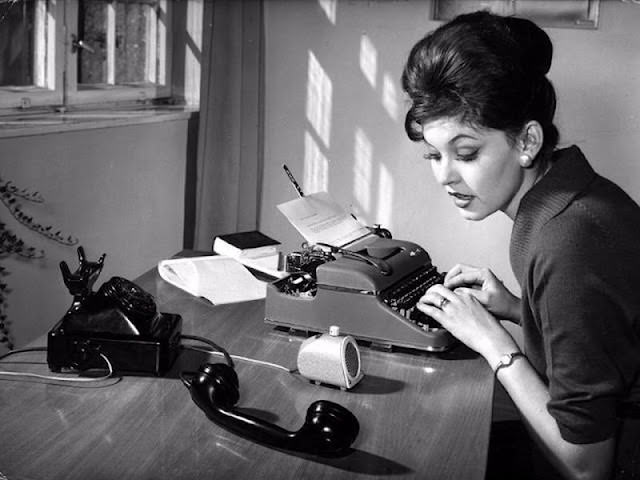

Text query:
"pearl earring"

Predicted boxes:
[[520, 154, 532, 167]]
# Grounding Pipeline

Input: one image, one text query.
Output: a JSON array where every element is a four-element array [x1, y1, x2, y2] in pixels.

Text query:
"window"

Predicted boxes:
[[0, 0, 200, 112]]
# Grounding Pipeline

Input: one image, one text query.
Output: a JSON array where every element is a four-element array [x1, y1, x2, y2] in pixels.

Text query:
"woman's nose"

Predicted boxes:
[[432, 158, 456, 185]]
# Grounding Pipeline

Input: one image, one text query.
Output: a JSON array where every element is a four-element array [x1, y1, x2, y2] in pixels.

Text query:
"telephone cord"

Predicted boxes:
[[183, 344, 295, 373], [0, 347, 114, 383]]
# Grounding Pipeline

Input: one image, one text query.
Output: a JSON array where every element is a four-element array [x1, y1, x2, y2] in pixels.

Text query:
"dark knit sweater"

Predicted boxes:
[[510, 146, 640, 445]]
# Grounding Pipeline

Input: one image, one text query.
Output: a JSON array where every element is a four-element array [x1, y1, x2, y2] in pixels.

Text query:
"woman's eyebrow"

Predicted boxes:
[[449, 133, 479, 144], [422, 133, 478, 148]]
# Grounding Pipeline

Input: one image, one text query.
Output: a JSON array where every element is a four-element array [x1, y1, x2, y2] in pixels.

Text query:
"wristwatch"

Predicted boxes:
[[493, 352, 525, 375]]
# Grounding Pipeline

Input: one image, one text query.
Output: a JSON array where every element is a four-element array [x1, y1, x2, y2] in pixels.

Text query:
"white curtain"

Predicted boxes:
[[193, 0, 264, 251]]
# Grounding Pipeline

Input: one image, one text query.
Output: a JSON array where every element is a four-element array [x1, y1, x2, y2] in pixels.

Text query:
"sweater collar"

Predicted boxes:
[[510, 146, 597, 283]]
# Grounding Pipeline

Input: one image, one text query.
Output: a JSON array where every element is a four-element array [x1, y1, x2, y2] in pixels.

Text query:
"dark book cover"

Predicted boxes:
[[215, 230, 280, 250]]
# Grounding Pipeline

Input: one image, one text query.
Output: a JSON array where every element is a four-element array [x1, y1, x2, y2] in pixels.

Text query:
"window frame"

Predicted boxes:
[[0, 0, 65, 109], [0, 0, 182, 113], [64, 0, 173, 106]]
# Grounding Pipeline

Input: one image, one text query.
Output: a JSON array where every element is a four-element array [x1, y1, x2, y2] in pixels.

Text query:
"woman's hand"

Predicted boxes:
[[444, 264, 521, 323], [417, 285, 518, 364]]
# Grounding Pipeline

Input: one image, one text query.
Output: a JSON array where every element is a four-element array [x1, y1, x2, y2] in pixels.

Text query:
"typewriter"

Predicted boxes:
[[265, 231, 456, 352]]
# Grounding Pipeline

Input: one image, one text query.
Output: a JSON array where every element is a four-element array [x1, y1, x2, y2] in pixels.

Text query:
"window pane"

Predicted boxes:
[[78, 0, 161, 86], [77, 0, 108, 84], [115, 0, 156, 83], [0, 0, 36, 87]]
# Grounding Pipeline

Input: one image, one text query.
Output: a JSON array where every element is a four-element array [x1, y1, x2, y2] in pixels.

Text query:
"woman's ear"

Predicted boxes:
[[518, 121, 544, 168]]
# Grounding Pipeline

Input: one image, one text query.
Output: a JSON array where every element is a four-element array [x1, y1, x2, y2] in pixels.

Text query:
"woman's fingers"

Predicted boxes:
[[422, 284, 456, 308], [418, 284, 509, 356], [453, 286, 489, 304], [445, 264, 486, 289], [416, 297, 447, 328]]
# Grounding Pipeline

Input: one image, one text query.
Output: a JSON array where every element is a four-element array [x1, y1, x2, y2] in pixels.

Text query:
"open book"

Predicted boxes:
[[158, 255, 267, 304]]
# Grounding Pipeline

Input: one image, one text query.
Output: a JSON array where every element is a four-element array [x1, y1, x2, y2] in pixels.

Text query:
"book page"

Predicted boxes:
[[158, 256, 266, 304], [277, 191, 371, 247], [157, 258, 199, 296]]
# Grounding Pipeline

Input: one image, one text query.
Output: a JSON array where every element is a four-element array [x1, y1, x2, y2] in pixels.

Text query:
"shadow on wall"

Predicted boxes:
[[301, 0, 408, 231]]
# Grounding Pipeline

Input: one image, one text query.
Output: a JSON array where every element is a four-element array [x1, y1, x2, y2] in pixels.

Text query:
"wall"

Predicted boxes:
[[259, 0, 640, 298], [1, 117, 197, 351]]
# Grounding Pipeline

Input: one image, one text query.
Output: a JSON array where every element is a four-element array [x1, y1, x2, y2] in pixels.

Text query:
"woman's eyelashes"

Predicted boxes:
[[422, 150, 479, 162], [457, 150, 478, 162]]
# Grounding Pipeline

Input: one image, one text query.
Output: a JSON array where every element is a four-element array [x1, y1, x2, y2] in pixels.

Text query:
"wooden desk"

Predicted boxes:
[[0, 258, 494, 480]]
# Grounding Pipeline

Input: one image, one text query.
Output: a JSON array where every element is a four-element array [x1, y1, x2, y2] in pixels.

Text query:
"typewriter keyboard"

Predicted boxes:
[[381, 265, 444, 329]]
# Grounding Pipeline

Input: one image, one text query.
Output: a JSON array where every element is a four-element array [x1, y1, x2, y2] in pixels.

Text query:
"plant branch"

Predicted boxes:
[[1, 178, 78, 247], [0, 175, 79, 351], [0, 222, 45, 258]]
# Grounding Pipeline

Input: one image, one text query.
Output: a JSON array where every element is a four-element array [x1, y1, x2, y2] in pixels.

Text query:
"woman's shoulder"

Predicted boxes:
[[530, 193, 640, 282], [533, 149, 640, 255], [537, 195, 638, 255], [550, 146, 640, 220]]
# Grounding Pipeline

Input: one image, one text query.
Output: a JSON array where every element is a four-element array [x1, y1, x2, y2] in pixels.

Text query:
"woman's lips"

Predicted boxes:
[[448, 191, 474, 207]]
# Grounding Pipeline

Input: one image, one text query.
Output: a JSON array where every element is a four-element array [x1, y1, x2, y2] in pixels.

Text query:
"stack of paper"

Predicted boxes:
[[158, 255, 267, 304]]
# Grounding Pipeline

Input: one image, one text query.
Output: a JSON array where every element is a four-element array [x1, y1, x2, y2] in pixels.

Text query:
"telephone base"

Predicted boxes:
[[47, 312, 183, 376]]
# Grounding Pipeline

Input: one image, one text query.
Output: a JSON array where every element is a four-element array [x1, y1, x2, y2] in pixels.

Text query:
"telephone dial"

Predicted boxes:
[[184, 362, 360, 456]]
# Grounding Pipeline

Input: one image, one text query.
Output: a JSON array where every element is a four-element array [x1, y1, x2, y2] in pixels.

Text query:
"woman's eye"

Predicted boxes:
[[456, 151, 478, 162], [423, 153, 441, 162]]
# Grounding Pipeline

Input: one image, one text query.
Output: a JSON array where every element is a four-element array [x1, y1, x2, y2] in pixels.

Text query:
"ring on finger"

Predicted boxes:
[[439, 296, 449, 309]]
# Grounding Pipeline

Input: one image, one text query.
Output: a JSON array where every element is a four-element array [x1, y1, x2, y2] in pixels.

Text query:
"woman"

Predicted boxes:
[[403, 11, 640, 480]]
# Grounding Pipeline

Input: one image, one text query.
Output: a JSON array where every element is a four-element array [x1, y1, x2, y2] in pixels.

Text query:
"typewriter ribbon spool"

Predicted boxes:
[[297, 326, 364, 390]]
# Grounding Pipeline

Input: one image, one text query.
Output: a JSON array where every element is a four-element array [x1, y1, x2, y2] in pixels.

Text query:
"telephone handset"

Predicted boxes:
[[186, 362, 360, 456]]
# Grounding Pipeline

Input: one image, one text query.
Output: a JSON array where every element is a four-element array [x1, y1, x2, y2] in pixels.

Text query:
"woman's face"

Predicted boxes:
[[421, 117, 530, 221]]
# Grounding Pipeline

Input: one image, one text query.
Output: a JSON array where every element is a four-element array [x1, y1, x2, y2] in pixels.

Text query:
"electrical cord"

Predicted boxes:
[[178, 334, 296, 389], [2, 336, 292, 387], [183, 345, 295, 373], [0, 347, 114, 383], [180, 334, 235, 368], [0, 347, 48, 361]]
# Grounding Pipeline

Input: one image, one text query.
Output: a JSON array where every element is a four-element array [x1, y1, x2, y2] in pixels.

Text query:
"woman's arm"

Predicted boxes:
[[417, 287, 616, 480], [495, 355, 615, 480]]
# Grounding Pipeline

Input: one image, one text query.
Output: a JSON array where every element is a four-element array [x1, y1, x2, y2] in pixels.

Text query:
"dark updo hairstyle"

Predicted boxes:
[[402, 11, 559, 163]]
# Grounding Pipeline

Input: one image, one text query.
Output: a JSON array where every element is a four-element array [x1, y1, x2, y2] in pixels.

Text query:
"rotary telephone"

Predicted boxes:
[[47, 246, 182, 376]]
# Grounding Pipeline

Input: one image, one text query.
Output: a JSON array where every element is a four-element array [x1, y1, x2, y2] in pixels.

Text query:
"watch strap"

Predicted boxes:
[[493, 352, 525, 376]]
